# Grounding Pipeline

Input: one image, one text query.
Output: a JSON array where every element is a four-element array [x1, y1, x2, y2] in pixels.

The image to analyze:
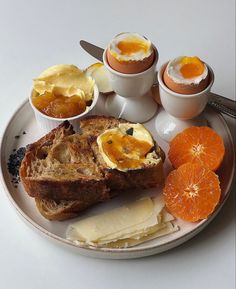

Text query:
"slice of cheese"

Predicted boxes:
[[82, 222, 178, 248], [162, 209, 175, 223], [66, 196, 178, 248], [100, 222, 179, 248], [96, 196, 165, 243], [97, 223, 167, 245], [66, 197, 155, 242]]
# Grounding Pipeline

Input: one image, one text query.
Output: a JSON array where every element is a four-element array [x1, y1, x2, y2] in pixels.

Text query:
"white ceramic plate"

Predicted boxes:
[[0, 97, 235, 259]]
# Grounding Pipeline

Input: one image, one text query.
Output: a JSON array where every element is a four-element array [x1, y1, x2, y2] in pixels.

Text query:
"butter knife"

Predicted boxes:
[[80, 40, 104, 63], [80, 40, 236, 119]]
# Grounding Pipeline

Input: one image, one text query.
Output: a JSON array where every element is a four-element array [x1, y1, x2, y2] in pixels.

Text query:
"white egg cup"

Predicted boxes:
[[103, 47, 158, 123], [155, 62, 214, 142]]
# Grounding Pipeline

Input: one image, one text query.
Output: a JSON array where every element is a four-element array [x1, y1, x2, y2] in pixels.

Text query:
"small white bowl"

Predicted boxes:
[[29, 84, 99, 132]]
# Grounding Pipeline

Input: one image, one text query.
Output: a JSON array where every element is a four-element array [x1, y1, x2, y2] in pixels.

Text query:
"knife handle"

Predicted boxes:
[[208, 92, 236, 119]]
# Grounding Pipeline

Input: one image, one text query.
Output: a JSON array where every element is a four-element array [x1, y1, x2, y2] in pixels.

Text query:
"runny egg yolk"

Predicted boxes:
[[117, 39, 149, 56], [100, 131, 152, 170], [180, 57, 205, 79]]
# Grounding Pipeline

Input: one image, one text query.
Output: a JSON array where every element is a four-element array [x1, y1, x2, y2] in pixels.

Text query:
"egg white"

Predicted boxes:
[[166, 56, 208, 85], [108, 32, 153, 62]]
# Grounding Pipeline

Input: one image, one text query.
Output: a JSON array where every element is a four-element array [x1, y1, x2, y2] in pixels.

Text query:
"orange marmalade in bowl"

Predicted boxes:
[[32, 64, 95, 119]]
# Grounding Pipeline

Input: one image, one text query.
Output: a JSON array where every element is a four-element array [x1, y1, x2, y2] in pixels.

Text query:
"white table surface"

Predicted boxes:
[[0, 0, 235, 288]]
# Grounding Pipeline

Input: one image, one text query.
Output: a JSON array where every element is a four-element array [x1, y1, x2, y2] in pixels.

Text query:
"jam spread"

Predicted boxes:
[[100, 131, 153, 170], [32, 92, 87, 118]]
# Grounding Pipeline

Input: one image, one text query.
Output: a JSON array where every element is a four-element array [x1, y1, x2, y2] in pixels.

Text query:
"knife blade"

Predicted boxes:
[[80, 40, 104, 62], [80, 40, 236, 119]]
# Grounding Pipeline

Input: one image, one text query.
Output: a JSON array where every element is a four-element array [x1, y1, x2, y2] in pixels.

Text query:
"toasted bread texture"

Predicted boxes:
[[20, 116, 165, 220], [20, 122, 109, 201]]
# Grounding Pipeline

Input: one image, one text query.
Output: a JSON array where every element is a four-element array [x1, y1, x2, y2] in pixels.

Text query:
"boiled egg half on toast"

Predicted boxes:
[[97, 123, 161, 171], [163, 56, 209, 94]]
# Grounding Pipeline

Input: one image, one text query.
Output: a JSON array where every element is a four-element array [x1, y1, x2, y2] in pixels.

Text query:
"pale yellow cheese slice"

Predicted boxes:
[[96, 223, 167, 245], [90, 222, 178, 248], [162, 209, 175, 223], [109, 222, 178, 248], [66, 197, 155, 242], [66, 196, 179, 248], [96, 196, 165, 243]]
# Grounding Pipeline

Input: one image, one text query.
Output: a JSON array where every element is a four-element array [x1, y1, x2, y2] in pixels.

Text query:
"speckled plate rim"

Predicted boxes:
[[0, 99, 235, 259]]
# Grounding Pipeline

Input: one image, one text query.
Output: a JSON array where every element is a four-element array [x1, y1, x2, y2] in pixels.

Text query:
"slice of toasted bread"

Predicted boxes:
[[21, 116, 165, 221], [20, 121, 109, 201], [35, 198, 95, 221], [35, 198, 83, 221], [80, 115, 128, 137]]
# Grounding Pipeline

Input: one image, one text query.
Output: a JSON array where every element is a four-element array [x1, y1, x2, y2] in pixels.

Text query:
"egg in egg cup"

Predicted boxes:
[[103, 33, 159, 123], [155, 57, 215, 142]]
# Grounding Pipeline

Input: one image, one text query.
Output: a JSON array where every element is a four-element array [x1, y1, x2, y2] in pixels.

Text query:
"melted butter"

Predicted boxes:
[[100, 131, 153, 170]]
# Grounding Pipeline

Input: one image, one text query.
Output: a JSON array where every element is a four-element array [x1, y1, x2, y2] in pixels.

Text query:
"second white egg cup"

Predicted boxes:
[[155, 62, 215, 142], [103, 47, 158, 123]]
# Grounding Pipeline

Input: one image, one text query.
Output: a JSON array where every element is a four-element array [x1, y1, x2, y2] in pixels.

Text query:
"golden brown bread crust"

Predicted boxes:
[[35, 196, 107, 221], [20, 121, 74, 180], [20, 116, 165, 220], [80, 115, 128, 136], [24, 178, 109, 200], [20, 121, 109, 201], [35, 198, 86, 221]]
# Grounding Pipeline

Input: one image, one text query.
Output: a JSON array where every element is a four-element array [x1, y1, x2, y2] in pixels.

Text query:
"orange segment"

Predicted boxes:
[[180, 56, 205, 78], [168, 126, 225, 171], [163, 162, 221, 222]]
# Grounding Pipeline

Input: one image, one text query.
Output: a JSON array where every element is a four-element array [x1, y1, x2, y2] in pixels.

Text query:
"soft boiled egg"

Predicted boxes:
[[97, 123, 161, 172], [106, 32, 155, 74], [163, 56, 209, 94]]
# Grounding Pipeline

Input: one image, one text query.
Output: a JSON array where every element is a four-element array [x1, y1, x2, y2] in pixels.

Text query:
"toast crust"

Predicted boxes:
[[20, 121, 108, 200]]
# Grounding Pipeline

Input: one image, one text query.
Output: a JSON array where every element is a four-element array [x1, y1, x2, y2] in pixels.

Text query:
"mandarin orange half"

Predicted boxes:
[[163, 162, 221, 222], [168, 126, 225, 171]]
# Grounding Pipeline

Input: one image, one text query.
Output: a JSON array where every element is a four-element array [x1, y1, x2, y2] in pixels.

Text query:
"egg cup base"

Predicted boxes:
[[105, 90, 158, 123], [155, 108, 208, 142]]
